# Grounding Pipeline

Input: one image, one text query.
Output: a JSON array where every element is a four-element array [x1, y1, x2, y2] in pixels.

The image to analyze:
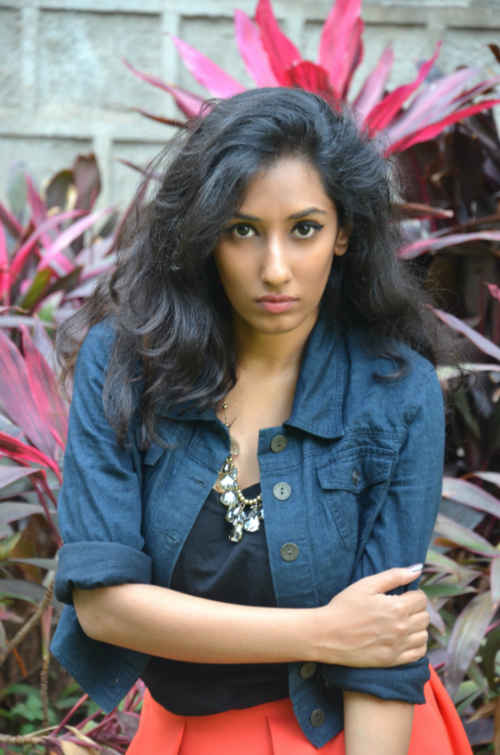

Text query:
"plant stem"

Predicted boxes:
[[0, 575, 54, 665]]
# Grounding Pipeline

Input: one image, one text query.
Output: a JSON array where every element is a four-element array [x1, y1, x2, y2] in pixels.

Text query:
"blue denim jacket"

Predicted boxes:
[[51, 315, 444, 749]]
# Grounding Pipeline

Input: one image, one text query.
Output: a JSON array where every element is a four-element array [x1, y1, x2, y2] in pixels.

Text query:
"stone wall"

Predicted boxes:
[[1, 0, 500, 210]]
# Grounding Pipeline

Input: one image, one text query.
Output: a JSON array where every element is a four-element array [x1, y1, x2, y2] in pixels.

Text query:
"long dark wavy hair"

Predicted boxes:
[[57, 87, 461, 448]]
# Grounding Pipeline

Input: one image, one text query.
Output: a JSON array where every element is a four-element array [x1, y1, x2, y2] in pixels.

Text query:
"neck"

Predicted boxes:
[[232, 309, 319, 378]]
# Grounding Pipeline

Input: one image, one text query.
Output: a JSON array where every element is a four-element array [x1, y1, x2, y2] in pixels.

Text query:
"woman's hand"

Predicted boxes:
[[307, 566, 429, 668]]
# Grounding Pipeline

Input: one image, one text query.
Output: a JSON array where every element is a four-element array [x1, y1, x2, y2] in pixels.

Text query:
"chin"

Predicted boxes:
[[249, 309, 314, 335]]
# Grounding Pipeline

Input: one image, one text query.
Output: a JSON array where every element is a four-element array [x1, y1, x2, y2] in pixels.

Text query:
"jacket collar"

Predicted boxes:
[[158, 315, 346, 441], [284, 315, 345, 440]]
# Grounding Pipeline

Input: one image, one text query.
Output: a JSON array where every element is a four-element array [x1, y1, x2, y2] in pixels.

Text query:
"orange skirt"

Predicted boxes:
[[127, 666, 472, 754]]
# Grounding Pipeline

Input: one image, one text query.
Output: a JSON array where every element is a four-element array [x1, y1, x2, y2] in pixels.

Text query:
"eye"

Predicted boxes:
[[224, 223, 257, 238], [291, 221, 324, 239]]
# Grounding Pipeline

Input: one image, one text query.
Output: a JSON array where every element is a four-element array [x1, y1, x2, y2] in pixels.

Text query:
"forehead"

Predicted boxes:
[[239, 156, 335, 216]]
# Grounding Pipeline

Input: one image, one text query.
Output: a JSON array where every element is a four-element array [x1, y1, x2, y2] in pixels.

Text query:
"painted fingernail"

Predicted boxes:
[[407, 564, 423, 574]]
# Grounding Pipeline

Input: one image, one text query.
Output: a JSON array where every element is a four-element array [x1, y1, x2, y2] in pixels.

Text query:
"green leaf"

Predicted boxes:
[[426, 548, 462, 574], [18, 268, 53, 312], [0, 579, 46, 604], [453, 390, 480, 439], [0, 531, 22, 559], [453, 678, 479, 704], [2, 557, 57, 570], [481, 626, 500, 692], [422, 583, 477, 599]]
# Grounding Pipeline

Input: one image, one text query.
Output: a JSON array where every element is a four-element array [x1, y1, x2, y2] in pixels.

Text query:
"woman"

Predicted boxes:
[[51, 88, 471, 755]]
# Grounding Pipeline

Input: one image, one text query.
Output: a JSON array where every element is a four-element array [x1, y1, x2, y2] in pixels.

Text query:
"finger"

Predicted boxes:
[[403, 629, 429, 650], [398, 589, 428, 614], [390, 644, 428, 666], [407, 611, 430, 634], [363, 565, 423, 595]]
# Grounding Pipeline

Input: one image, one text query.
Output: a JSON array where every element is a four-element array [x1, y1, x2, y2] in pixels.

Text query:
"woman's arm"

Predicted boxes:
[[343, 692, 413, 755], [73, 564, 428, 666]]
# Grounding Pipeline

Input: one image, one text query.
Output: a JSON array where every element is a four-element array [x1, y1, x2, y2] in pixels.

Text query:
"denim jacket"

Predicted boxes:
[[51, 315, 445, 749]]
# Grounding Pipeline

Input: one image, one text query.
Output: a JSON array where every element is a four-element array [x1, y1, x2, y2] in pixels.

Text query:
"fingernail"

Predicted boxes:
[[407, 564, 423, 574]]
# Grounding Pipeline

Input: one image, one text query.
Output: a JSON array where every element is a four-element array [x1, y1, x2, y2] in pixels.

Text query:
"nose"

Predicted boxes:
[[261, 234, 292, 287]]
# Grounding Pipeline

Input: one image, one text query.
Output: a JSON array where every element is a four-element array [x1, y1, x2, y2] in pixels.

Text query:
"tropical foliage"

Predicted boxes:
[[1, 0, 500, 751]]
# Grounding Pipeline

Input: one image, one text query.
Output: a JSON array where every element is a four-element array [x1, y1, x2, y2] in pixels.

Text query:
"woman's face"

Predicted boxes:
[[213, 156, 348, 339]]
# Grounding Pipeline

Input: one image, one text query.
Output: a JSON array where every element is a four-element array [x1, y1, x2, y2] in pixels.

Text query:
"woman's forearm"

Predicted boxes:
[[343, 691, 414, 755], [73, 583, 316, 664], [73, 566, 428, 667]]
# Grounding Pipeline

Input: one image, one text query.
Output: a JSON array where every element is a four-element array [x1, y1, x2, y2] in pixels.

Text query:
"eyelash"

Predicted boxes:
[[223, 221, 324, 239]]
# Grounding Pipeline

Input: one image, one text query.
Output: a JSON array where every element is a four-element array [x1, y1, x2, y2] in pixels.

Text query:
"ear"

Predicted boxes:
[[333, 226, 349, 257]]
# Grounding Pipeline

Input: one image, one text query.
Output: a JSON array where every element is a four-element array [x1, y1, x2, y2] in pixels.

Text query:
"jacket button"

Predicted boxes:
[[300, 662, 317, 679], [273, 482, 291, 500], [310, 708, 326, 727], [280, 543, 299, 561], [271, 435, 287, 453], [352, 469, 361, 484]]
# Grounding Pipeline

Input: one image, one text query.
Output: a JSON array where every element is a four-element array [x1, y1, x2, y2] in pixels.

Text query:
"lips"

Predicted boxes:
[[256, 295, 298, 314]]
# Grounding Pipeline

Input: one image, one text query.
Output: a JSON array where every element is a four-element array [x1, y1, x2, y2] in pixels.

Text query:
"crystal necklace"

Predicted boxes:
[[214, 401, 264, 543]]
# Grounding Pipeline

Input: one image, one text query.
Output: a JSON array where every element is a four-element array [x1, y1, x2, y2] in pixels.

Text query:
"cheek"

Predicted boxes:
[[213, 249, 254, 304], [295, 246, 335, 290]]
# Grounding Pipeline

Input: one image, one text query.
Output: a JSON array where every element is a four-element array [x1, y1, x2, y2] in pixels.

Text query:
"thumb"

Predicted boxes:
[[362, 565, 423, 595]]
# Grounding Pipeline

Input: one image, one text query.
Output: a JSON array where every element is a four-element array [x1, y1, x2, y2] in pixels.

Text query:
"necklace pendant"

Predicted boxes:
[[244, 509, 260, 533], [217, 474, 237, 492], [230, 437, 240, 457], [220, 490, 237, 507], [229, 520, 245, 542], [225, 504, 243, 523]]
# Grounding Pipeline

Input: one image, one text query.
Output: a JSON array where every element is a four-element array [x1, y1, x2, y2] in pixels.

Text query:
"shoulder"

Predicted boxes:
[[342, 330, 443, 428], [76, 318, 118, 374]]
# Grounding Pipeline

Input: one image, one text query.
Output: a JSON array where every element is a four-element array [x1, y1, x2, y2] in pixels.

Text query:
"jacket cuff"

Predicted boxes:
[[322, 657, 430, 704], [55, 542, 153, 605]]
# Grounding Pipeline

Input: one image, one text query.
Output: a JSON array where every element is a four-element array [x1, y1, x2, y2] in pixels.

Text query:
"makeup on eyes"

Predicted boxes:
[[223, 220, 325, 239]]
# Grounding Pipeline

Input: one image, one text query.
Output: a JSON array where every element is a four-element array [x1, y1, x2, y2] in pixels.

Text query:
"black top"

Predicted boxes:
[[140, 482, 290, 715]]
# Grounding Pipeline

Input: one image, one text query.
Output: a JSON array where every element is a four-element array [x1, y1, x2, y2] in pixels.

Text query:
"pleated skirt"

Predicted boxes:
[[127, 666, 472, 754]]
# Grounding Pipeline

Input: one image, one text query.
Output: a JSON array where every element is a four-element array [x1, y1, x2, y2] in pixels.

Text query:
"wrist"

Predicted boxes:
[[293, 605, 343, 665]]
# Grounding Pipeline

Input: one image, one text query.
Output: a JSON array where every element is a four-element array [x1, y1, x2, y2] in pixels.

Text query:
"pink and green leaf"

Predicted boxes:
[[170, 35, 245, 98], [255, 0, 301, 84], [21, 325, 68, 449], [284, 61, 334, 95], [434, 514, 500, 557], [442, 477, 500, 519], [387, 98, 500, 154], [319, 0, 363, 98], [399, 230, 500, 260], [234, 9, 279, 87], [37, 206, 113, 272], [123, 57, 204, 118], [445, 592, 496, 699], [432, 308, 500, 362], [8, 209, 86, 283], [0, 202, 23, 238], [353, 46, 394, 120], [0, 430, 61, 483], [0, 329, 59, 459], [367, 43, 441, 133], [0, 222, 9, 302]]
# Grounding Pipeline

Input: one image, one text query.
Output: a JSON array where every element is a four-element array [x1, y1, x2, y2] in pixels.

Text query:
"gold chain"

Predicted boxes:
[[222, 402, 262, 506]]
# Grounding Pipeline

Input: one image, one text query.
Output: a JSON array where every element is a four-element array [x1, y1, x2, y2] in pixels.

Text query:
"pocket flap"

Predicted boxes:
[[317, 449, 394, 492]]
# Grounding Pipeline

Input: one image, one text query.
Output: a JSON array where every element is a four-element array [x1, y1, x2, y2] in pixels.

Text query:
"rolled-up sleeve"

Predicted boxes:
[[55, 321, 151, 605], [323, 364, 445, 703]]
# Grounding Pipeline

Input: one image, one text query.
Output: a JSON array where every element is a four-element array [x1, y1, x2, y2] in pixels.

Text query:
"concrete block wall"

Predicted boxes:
[[1, 0, 500, 212]]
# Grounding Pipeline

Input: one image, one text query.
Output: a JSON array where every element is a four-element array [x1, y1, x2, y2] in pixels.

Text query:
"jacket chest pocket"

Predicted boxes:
[[317, 449, 395, 551]]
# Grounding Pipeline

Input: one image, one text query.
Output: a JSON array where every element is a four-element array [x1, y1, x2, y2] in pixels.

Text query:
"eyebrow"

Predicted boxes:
[[232, 207, 327, 222]]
